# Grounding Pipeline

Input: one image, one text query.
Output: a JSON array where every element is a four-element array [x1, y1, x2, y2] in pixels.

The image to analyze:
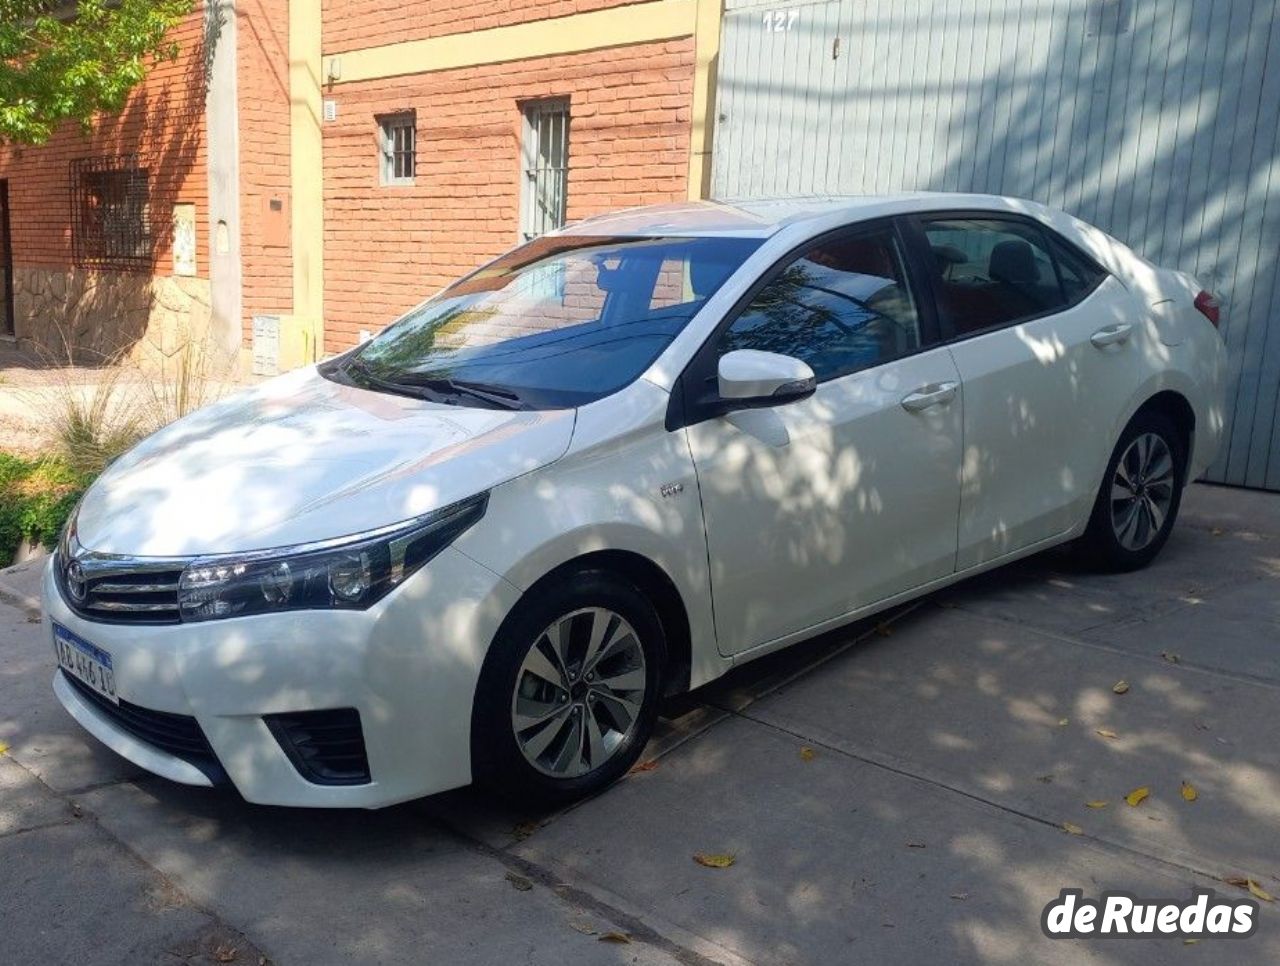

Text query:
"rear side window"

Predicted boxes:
[[923, 217, 1104, 337], [1048, 234, 1108, 303], [719, 226, 921, 383]]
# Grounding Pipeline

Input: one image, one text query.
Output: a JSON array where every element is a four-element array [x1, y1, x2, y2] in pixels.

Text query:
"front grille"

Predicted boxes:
[[265, 708, 371, 786], [62, 672, 227, 785], [57, 551, 184, 625]]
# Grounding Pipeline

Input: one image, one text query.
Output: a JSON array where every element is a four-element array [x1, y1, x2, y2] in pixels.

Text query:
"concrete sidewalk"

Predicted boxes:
[[2, 483, 1278, 963]]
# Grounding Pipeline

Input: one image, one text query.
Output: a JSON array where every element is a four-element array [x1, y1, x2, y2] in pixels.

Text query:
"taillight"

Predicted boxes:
[[1194, 290, 1221, 328]]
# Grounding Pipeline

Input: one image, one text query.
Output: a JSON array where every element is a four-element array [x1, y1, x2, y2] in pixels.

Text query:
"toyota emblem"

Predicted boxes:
[[65, 560, 88, 603]]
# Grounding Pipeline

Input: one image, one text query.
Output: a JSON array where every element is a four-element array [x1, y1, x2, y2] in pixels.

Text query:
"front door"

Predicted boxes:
[[684, 223, 963, 655], [0, 181, 13, 338]]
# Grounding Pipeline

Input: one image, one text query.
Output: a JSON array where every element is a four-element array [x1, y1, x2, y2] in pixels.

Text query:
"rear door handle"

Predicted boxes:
[[1090, 323, 1133, 348], [901, 381, 958, 413]]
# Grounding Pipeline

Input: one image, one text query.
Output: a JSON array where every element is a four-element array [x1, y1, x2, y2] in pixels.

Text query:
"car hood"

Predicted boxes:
[[74, 366, 575, 557]]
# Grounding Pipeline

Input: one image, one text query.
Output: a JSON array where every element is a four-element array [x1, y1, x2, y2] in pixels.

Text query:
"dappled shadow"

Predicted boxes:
[[712, 0, 1280, 489]]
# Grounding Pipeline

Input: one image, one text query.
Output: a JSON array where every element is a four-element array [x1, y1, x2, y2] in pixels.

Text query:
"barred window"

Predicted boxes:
[[71, 157, 152, 269], [379, 113, 416, 185], [520, 99, 569, 241]]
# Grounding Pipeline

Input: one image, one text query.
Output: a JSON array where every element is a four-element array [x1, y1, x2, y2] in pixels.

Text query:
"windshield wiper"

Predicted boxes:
[[393, 375, 527, 410], [344, 358, 526, 411]]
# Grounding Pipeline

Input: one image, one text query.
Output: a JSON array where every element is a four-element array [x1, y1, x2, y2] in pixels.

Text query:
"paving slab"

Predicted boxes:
[[0, 753, 69, 836], [743, 605, 1280, 882], [81, 779, 690, 966], [515, 714, 1280, 965], [1, 821, 264, 966]]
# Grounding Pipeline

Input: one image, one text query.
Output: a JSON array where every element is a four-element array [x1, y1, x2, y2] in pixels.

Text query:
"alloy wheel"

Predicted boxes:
[[1110, 432, 1176, 552], [510, 606, 647, 779]]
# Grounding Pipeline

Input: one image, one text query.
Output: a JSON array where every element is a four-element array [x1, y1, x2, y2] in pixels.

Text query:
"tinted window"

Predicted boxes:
[[1049, 234, 1108, 302], [340, 234, 761, 409], [719, 227, 921, 382], [925, 218, 1091, 336]]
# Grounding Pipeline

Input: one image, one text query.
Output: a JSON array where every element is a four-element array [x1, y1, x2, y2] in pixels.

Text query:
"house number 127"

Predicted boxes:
[[762, 9, 798, 31]]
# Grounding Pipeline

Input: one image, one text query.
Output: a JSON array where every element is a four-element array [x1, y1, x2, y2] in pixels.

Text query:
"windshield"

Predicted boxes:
[[334, 234, 762, 409]]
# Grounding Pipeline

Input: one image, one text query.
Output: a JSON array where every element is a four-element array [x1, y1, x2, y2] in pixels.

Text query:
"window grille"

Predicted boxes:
[[70, 156, 152, 270], [520, 100, 570, 241], [380, 113, 416, 185]]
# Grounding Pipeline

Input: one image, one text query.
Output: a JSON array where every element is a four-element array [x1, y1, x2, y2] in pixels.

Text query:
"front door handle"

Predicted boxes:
[[901, 381, 958, 413], [1090, 323, 1133, 348]]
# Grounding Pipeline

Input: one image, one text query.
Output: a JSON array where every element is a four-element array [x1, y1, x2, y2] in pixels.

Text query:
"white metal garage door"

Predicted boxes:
[[713, 0, 1280, 489]]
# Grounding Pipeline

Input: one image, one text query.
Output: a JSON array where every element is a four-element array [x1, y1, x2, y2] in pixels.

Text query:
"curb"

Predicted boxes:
[[0, 559, 44, 620]]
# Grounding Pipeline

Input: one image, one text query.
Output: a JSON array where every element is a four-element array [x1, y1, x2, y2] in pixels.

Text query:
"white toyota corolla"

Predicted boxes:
[[45, 195, 1226, 807]]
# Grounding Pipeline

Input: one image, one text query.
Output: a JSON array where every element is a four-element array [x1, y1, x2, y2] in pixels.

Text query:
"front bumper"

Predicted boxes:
[[42, 547, 520, 808]]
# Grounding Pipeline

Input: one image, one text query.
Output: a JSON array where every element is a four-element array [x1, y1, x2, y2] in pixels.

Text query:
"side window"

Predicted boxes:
[[924, 218, 1069, 336], [720, 227, 921, 382], [1048, 234, 1108, 303]]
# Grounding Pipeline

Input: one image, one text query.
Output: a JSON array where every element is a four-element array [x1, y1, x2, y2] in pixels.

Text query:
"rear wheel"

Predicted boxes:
[[471, 570, 665, 803], [1080, 410, 1186, 571]]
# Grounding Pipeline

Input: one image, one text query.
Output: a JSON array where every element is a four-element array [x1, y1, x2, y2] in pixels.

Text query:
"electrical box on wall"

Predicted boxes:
[[261, 195, 290, 248], [252, 315, 281, 376]]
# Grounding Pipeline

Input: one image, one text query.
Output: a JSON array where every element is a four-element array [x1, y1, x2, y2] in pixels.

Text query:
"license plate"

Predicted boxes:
[[53, 622, 117, 704]]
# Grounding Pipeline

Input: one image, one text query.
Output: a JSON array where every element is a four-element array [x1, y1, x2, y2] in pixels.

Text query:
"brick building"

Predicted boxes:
[[0, 0, 720, 372]]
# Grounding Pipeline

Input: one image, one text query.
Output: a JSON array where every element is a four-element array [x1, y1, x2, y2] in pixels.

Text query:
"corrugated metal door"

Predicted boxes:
[[714, 0, 1280, 489]]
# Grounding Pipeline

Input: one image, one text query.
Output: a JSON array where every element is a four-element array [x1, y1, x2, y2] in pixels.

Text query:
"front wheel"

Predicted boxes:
[[1079, 410, 1186, 571], [471, 570, 665, 804]]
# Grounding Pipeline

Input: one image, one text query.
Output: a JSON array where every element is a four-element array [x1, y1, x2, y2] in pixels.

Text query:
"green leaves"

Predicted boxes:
[[0, 0, 194, 145]]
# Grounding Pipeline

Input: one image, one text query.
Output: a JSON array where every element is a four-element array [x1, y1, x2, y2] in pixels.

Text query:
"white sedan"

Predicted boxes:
[[44, 195, 1226, 807]]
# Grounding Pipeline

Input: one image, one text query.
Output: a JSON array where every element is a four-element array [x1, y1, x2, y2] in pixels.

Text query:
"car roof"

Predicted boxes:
[[560, 193, 1060, 239]]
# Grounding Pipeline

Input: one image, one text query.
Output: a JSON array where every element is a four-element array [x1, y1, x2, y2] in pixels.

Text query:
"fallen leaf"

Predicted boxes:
[[0, 741, 8, 755], [1096, 729, 1119, 739], [511, 821, 539, 840], [1125, 786, 1150, 807], [1224, 876, 1250, 889], [1248, 879, 1275, 902], [950, 892, 969, 900], [598, 932, 632, 944], [214, 947, 238, 964], [799, 747, 816, 762], [568, 920, 597, 936], [1057, 718, 1069, 727], [1161, 652, 1181, 664], [693, 852, 735, 868], [1112, 681, 1130, 694], [1181, 781, 1198, 802], [1062, 822, 1084, 835], [906, 842, 927, 849], [505, 871, 533, 892], [1184, 938, 1200, 945], [628, 759, 659, 774], [1085, 800, 1109, 809]]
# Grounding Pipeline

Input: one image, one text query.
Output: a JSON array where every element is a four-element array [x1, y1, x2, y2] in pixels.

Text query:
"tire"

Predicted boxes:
[[1079, 410, 1187, 572], [471, 568, 666, 804]]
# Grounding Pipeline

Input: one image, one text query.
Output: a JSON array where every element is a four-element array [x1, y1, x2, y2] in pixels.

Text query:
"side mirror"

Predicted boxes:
[[717, 349, 817, 408]]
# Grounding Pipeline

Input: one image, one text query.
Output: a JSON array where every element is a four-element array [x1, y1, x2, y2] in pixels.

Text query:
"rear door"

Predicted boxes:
[[681, 221, 964, 654], [911, 213, 1128, 569]]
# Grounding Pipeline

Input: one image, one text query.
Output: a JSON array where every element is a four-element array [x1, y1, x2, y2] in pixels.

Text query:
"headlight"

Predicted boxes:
[[177, 493, 488, 622]]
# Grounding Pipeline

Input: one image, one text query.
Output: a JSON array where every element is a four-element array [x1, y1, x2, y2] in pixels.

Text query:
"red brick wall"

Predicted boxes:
[[236, 0, 294, 341], [322, 0, 643, 55], [321, 38, 694, 352], [0, 10, 209, 275]]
